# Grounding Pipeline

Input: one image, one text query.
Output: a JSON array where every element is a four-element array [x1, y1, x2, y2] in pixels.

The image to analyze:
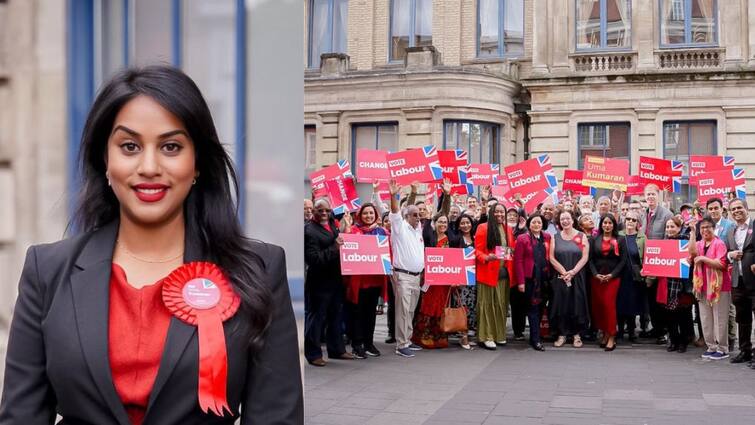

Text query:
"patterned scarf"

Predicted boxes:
[[692, 241, 723, 306]]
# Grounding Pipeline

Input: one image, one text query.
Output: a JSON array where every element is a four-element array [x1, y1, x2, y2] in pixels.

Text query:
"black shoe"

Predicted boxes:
[[605, 343, 617, 352], [749, 361, 755, 370], [385, 336, 396, 344], [599, 342, 607, 349], [352, 346, 367, 359], [365, 344, 381, 357], [532, 342, 545, 351], [667, 344, 679, 352], [514, 334, 525, 341], [730, 351, 752, 364], [656, 336, 668, 345], [677, 345, 687, 353]]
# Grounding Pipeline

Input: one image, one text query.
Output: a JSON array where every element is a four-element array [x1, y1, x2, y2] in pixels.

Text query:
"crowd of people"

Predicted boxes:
[[303, 179, 755, 370]]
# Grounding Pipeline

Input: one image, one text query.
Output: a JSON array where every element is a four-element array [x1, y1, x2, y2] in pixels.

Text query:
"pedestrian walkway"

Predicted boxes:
[[305, 316, 755, 425]]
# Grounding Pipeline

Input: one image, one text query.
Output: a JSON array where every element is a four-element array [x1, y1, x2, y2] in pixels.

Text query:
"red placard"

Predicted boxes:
[[437, 150, 469, 184], [696, 168, 747, 203], [310, 160, 352, 198], [638, 156, 683, 192], [374, 181, 392, 203], [325, 177, 361, 215], [562, 169, 593, 196], [340, 234, 392, 275], [467, 163, 500, 186], [689, 155, 735, 186], [355, 149, 390, 183], [386, 146, 444, 184], [642, 239, 690, 279], [626, 175, 645, 196], [424, 247, 476, 286], [582, 156, 629, 191], [501, 186, 552, 213], [491, 178, 517, 209]]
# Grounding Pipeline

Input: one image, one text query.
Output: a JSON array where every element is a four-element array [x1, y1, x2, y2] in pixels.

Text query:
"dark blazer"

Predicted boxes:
[[513, 232, 552, 286], [588, 235, 628, 279], [0, 220, 303, 425], [304, 221, 342, 288], [725, 218, 755, 288]]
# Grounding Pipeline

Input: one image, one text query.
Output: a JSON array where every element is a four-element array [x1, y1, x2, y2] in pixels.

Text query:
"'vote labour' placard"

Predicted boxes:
[[437, 149, 469, 184], [689, 155, 735, 186], [638, 156, 683, 192], [339, 234, 392, 276], [696, 168, 746, 203], [466, 163, 500, 186], [424, 247, 476, 286], [355, 149, 390, 183], [386, 146, 444, 185], [310, 160, 352, 198], [642, 239, 690, 279]]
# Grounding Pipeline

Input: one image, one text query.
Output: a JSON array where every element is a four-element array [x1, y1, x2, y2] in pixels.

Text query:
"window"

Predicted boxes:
[[351, 123, 399, 164], [478, 0, 524, 57], [663, 121, 717, 209], [308, 0, 348, 68], [577, 123, 630, 169], [305, 126, 317, 174], [444, 121, 501, 165], [576, 0, 631, 50], [390, 0, 432, 62], [660, 0, 717, 47]]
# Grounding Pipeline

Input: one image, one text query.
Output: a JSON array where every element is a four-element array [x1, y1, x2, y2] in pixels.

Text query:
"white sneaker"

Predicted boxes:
[[554, 336, 566, 347], [482, 340, 497, 350]]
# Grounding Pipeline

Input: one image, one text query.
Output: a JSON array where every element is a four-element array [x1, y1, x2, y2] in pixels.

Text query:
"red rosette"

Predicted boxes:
[[162, 262, 240, 417]]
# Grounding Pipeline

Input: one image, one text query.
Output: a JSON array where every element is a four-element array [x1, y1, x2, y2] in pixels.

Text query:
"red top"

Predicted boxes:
[[109, 264, 172, 425]]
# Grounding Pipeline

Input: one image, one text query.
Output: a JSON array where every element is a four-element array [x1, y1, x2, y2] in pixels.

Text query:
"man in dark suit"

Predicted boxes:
[[725, 198, 755, 368], [304, 199, 355, 367]]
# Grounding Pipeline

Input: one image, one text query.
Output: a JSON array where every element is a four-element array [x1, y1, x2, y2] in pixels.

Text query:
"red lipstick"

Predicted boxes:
[[133, 183, 169, 203]]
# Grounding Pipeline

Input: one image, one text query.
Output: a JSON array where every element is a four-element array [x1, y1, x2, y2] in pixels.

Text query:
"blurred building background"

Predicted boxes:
[[0, 0, 303, 386], [304, 0, 755, 209]]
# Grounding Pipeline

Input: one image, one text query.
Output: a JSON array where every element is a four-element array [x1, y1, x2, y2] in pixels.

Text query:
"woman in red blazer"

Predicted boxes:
[[474, 203, 515, 350], [513, 214, 552, 351]]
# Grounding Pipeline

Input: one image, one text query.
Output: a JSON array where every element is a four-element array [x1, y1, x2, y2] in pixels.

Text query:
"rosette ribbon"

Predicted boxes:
[[162, 262, 241, 416]]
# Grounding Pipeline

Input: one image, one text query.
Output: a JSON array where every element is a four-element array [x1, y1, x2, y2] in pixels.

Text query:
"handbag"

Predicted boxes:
[[440, 287, 468, 333]]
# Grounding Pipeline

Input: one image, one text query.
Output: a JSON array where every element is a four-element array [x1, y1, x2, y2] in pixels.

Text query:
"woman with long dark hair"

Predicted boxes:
[[657, 217, 693, 353], [342, 203, 388, 358], [451, 213, 477, 349], [513, 214, 552, 351], [0, 66, 303, 424], [588, 214, 626, 351], [474, 203, 516, 350]]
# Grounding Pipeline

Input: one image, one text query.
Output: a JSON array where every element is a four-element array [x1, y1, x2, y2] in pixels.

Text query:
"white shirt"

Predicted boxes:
[[545, 222, 558, 236], [388, 211, 425, 273]]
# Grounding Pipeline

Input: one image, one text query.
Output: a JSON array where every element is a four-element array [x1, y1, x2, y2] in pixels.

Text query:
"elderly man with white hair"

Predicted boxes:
[[388, 180, 426, 358]]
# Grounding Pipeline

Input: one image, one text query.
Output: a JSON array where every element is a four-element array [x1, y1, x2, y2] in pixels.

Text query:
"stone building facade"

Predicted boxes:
[[305, 0, 755, 210]]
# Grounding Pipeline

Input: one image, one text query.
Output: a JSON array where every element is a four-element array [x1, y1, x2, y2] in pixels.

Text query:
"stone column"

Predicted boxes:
[[402, 107, 434, 149], [550, 0, 569, 72], [532, 0, 549, 74], [722, 0, 745, 66], [317, 111, 342, 166], [635, 0, 656, 71]]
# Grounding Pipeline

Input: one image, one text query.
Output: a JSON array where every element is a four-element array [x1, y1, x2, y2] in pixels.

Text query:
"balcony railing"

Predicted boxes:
[[655, 48, 723, 70], [570, 52, 636, 74]]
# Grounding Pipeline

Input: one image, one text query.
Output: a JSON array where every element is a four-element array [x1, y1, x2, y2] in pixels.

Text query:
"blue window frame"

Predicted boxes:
[[308, 0, 348, 68], [350, 123, 399, 166], [443, 121, 501, 165], [67, 0, 248, 224], [477, 0, 524, 58], [390, 0, 433, 62], [577, 122, 631, 169], [575, 0, 632, 51], [663, 120, 717, 209], [659, 0, 718, 48]]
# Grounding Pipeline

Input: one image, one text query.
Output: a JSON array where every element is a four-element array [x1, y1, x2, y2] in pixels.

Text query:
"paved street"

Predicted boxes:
[[305, 316, 755, 425]]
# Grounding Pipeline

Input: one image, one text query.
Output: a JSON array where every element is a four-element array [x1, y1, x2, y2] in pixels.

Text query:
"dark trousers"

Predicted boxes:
[[665, 306, 693, 347], [510, 285, 528, 337], [304, 283, 346, 361], [646, 280, 666, 336], [524, 279, 542, 345], [733, 278, 755, 356], [351, 287, 382, 349], [387, 279, 396, 338], [618, 315, 636, 337]]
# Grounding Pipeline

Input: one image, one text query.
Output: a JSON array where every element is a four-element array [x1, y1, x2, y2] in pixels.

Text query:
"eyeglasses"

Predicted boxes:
[[409, 213, 420, 217], [700, 225, 713, 230], [731, 206, 745, 211], [316, 208, 332, 213], [625, 217, 637, 222]]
